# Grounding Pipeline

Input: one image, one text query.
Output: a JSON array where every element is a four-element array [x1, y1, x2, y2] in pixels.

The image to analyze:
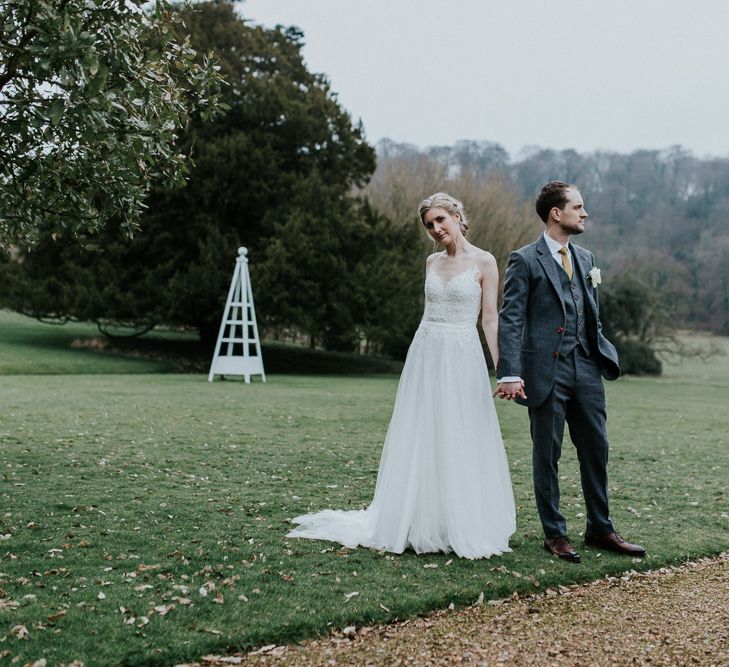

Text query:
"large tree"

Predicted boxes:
[[1, 1, 377, 347], [0, 0, 225, 245]]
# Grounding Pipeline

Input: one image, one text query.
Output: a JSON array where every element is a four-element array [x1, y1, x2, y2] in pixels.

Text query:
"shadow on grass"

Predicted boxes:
[[0, 310, 403, 375]]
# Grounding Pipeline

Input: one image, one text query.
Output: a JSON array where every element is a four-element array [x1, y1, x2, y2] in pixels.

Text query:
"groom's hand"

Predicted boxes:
[[494, 380, 526, 401]]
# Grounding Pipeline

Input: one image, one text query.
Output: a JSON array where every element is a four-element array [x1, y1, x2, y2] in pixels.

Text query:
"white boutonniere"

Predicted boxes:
[[588, 267, 602, 288]]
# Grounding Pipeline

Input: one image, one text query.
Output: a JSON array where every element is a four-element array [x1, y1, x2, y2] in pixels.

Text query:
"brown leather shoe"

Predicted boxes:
[[543, 536, 581, 563], [584, 532, 646, 556]]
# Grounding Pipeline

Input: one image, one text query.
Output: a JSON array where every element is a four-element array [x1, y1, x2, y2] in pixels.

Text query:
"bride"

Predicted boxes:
[[287, 193, 516, 559]]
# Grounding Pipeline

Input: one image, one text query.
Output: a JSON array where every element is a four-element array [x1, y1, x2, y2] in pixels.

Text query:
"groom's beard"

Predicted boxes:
[[564, 222, 585, 235]]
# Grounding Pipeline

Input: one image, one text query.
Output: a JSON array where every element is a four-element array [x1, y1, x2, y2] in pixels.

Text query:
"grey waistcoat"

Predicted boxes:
[[557, 264, 592, 357]]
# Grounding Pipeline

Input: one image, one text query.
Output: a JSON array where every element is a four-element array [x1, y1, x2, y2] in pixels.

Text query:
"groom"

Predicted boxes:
[[496, 181, 645, 563]]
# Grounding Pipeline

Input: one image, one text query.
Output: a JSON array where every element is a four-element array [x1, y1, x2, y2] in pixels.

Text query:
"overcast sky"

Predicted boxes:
[[240, 0, 729, 160]]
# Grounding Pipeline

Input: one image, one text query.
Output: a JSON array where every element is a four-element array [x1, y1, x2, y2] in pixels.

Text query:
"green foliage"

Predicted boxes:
[[257, 198, 425, 354], [1, 347, 728, 663], [612, 338, 662, 376], [595, 252, 710, 375], [0, 0, 226, 245], [599, 273, 671, 375], [0, 2, 385, 349]]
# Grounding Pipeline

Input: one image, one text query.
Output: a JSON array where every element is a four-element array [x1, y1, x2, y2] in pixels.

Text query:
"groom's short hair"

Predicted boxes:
[[536, 181, 573, 223]]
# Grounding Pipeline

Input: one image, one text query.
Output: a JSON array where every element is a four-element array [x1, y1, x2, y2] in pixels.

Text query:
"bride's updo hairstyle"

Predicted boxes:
[[418, 192, 470, 237]]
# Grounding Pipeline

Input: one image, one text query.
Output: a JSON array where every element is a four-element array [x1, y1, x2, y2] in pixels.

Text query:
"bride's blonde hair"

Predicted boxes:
[[418, 192, 469, 238]]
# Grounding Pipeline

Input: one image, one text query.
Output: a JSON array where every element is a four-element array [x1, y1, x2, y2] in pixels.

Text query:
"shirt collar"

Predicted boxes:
[[543, 231, 569, 255]]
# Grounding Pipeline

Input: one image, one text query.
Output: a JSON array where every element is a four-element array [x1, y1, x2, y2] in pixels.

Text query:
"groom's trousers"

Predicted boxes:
[[528, 346, 615, 538]]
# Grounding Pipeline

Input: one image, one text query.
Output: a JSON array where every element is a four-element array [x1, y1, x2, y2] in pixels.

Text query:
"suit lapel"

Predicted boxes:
[[536, 235, 566, 314]]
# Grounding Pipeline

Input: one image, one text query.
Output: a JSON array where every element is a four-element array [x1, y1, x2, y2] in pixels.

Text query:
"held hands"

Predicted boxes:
[[493, 380, 527, 401]]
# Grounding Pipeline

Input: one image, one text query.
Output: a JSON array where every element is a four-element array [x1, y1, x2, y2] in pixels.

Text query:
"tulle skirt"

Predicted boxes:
[[287, 320, 516, 559]]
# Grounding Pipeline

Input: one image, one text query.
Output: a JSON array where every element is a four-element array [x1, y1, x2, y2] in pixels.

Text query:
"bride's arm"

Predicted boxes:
[[479, 253, 500, 370]]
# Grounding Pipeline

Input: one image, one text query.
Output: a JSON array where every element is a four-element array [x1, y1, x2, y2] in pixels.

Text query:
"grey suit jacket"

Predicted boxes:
[[497, 235, 620, 408]]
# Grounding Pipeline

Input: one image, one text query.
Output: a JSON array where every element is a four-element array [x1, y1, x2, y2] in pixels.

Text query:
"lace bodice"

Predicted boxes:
[[422, 265, 482, 325]]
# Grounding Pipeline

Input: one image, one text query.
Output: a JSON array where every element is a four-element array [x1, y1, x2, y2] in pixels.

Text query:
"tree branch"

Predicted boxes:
[[0, 0, 73, 92]]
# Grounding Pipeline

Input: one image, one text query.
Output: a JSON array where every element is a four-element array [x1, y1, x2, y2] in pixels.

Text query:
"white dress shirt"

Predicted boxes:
[[542, 231, 572, 272]]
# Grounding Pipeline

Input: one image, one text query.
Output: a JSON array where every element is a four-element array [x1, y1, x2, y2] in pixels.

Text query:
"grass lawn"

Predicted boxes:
[[0, 311, 177, 374], [0, 310, 402, 376], [0, 318, 727, 665]]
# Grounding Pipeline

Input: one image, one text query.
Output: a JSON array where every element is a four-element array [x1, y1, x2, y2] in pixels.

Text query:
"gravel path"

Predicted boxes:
[[187, 553, 729, 667]]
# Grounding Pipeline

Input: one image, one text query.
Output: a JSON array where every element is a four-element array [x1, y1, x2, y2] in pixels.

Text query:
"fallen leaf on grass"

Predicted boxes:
[[154, 604, 175, 616], [11, 624, 29, 639], [137, 563, 161, 572], [248, 644, 282, 656], [172, 596, 193, 606], [221, 575, 241, 587], [343, 591, 359, 602], [379, 603, 390, 612]]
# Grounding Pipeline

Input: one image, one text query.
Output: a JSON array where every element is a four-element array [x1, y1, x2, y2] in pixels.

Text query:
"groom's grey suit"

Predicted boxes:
[[498, 234, 620, 538]]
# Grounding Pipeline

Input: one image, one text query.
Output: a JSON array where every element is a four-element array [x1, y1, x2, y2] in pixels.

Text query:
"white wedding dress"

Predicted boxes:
[[287, 264, 516, 559]]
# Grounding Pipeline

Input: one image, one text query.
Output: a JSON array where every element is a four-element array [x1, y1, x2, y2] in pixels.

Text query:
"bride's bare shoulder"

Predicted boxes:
[[470, 247, 497, 269], [425, 251, 444, 269]]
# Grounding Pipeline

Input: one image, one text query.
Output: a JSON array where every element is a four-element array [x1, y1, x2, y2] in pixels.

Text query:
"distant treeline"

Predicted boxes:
[[372, 139, 729, 337]]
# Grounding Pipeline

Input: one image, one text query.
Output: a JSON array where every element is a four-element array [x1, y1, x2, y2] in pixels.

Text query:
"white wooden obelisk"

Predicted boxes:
[[208, 247, 266, 383]]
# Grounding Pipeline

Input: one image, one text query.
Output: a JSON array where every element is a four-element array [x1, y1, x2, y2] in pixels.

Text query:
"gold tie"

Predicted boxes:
[[558, 247, 573, 281]]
